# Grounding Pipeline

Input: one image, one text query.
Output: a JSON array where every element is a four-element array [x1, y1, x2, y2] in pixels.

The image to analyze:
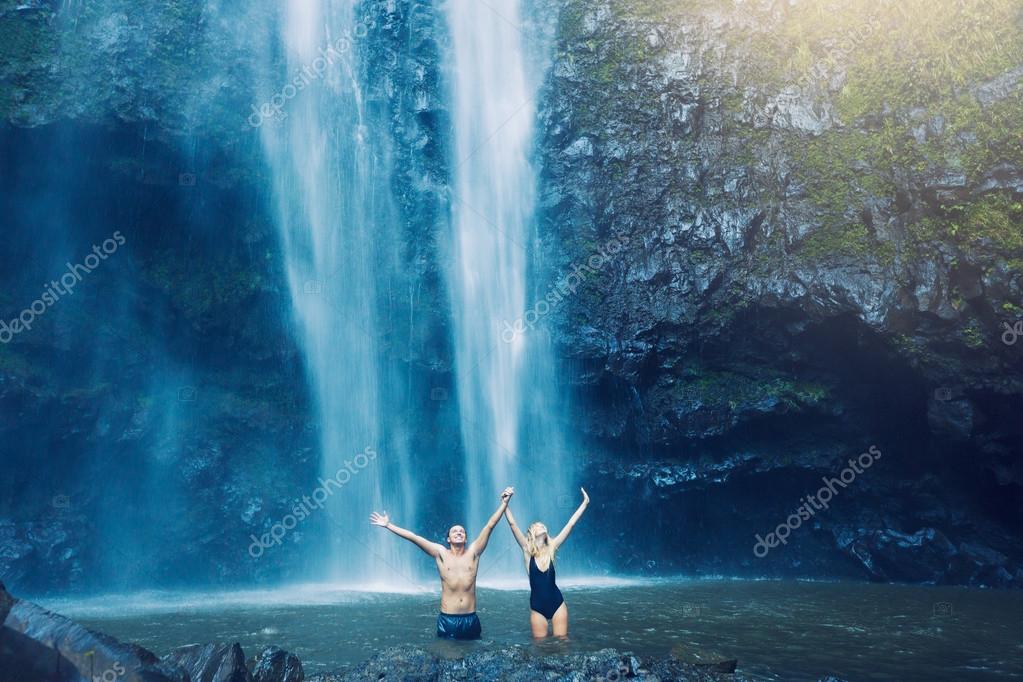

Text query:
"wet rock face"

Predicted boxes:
[[538, 0, 1023, 438], [535, 0, 1023, 585]]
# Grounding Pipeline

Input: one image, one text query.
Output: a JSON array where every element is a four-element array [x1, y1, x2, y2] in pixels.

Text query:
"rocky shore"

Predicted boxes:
[[306, 646, 744, 682]]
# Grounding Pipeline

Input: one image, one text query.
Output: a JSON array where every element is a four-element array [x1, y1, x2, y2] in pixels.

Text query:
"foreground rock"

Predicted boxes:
[[0, 582, 304, 682], [0, 581, 187, 682], [162, 642, 253, 682], [250, 646, 305, 682], [306, 646, 749, 682], [159, 642, 306, 682]]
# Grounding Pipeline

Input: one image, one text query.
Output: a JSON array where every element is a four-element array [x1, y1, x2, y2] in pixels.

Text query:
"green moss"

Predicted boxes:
[[961, 321, 986, 349], [557, 3, 589, 45], [835, 0, 1021, 122], [795, 222, 894, 265], [959, 194, 1023, 252], [675, 367, 829, 412], [909, 193, 1023, 258], [748, 0, 1023, 265]]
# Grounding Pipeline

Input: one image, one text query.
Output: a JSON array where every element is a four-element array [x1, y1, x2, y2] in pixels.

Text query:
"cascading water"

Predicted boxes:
[[444, 0, 574, 574], [256, 0, 572, 584], [257, 0, 416, 585]]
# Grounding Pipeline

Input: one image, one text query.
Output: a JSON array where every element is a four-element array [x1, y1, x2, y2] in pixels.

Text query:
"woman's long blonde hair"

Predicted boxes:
[[525, 522, 556, 565]]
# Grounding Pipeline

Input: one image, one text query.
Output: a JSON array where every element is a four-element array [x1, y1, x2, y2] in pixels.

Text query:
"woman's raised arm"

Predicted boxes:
[[551, 487, 589, 549]]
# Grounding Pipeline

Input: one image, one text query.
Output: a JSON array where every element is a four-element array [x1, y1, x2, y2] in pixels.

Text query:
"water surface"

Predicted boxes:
[[43, 580, 1023, 681]]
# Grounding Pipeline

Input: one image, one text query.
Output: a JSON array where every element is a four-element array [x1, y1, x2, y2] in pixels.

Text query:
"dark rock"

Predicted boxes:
[[163, 642, 253, 682], [250, 645, 304, 682], [306, 646, 753, 681], [834, 527, 959, 583], [0, 586, 187, 682], [956, 542, 1015, 587], [699, 659, 738, 673], [926, 396, 975, 440], [0, 582, 13, 623]]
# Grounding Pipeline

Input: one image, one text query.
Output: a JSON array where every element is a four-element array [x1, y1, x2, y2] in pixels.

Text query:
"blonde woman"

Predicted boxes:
[[503, 487, 589, 638]]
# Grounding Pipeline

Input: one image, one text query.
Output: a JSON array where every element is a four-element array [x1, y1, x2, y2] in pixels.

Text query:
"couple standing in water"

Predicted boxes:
[[370, 486, 589, 640]]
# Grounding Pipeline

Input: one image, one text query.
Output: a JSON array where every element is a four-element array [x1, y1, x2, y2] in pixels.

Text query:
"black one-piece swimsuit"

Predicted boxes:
[[528, 555, 565, 619]]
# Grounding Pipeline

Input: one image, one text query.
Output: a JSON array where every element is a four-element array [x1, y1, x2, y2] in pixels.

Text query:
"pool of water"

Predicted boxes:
[[39, 579, 1023, 681]]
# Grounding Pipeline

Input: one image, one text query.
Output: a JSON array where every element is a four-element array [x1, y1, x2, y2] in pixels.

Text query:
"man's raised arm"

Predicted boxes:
[[370, 511, 443, 557], [471, 487, 513, 556]]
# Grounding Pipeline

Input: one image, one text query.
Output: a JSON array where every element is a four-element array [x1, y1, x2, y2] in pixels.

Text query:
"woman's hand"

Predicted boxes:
[[501, 486, 515, 503], [580, 487, 589, 505], [369, 511, 390, 527]]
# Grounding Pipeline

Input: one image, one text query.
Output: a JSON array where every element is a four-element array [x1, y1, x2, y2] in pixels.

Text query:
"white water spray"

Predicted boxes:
[[444, 0, 573, 573], [258, 0, 416, 585]]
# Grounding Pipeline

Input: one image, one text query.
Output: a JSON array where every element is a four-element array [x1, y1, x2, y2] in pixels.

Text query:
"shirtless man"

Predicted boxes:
[[369, 487, 513, 640]]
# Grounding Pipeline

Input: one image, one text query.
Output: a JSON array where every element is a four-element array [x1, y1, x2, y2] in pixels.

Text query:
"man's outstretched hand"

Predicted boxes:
[[500, 486, 515, 503], [580, 487, 590, 505], [369, 511, 390, 527]]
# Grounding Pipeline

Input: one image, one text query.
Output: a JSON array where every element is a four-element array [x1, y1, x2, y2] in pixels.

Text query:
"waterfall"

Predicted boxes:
[[254, 0, 572, 585], [444, 0, 573, 574], [257, 0, 416, 585]]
